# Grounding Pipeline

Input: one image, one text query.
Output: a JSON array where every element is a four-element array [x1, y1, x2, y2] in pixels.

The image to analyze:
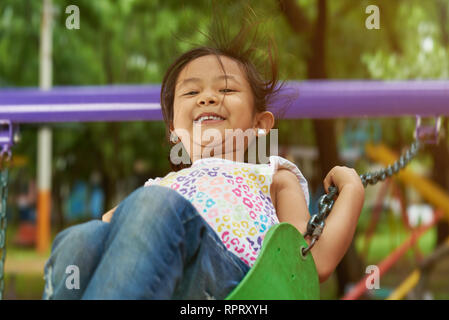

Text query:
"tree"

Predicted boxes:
[[361, 0, 449, 246], [277, 0, 364, 297]]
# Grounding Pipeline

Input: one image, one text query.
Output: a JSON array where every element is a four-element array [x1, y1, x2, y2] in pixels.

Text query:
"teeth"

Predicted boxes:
[[194, 115, 225, 123]]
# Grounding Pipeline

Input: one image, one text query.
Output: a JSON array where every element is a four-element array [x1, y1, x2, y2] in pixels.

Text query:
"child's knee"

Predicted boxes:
[[120, 186, 184, 220], [117, 186, 190, 233], [52, 220, 109, 254], [130, 185, 181, 208]]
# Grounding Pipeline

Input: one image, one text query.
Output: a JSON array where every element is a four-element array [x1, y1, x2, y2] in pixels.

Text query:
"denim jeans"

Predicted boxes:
[[42, 185, 250, 299]]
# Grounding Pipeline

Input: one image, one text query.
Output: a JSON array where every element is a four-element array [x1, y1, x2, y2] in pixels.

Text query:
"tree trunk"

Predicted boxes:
[[279, 0, 364, 297], [434, 0, 449, 245], [310, 0, 364, 298], [428, 118, 449, 245]]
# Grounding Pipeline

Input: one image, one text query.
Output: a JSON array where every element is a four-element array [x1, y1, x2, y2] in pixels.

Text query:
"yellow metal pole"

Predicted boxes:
[[387, 235, 449, 300], [386, 270, 421, 300]]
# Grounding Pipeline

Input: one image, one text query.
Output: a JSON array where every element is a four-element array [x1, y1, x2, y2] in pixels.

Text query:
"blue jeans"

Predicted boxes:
[[42, 185, 250, 299]]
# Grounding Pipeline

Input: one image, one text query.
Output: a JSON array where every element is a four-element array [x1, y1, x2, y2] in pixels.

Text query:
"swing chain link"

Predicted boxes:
[[301, 139, 422, 258], [0, 154, 10, 300], [359, 140, 421, 188], [301, 185, 337, 257]]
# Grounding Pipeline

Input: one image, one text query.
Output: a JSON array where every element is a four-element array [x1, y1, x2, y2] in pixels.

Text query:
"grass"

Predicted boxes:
[[355, 224, 437, 265], [4, 273, 45, 300], [2, 224, 54, 300]]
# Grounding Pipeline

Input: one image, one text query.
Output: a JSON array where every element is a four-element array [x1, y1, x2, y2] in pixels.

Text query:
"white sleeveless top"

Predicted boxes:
[[144, 156, 309, 267]]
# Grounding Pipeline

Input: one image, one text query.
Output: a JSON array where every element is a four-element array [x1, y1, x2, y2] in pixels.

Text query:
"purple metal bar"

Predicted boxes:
[[0, 81, 448, 123], [0, 120, 15, 159]]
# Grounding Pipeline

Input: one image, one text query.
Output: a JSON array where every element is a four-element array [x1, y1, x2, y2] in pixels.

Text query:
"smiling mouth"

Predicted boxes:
[[193, 119, 225, 125], [193, 115, 226, 125]]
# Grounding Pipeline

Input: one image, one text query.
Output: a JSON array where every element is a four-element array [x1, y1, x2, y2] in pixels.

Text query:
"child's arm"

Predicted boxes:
[[273, 166, 364, 283], [102, 206, 118, 223]]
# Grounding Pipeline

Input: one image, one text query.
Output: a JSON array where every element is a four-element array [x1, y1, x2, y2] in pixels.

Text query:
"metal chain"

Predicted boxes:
[[360, 140, 421, 188], [0, 157, 10, 300], [301, 139, 422, 257]]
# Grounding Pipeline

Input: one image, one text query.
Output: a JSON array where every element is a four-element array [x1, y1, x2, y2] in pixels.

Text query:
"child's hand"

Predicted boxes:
[[102, 206, 117, 223], [311, 166, 365, 282], [323, 166, 364, 194]]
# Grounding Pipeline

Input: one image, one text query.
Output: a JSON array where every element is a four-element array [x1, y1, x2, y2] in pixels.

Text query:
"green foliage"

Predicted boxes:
[[1, 0, 447, 208], [0, 0, 41, 86], [362, 2, 449, 80]]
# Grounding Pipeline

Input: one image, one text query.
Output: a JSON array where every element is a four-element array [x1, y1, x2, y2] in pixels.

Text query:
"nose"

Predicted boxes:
[[197, 93, 218, 106]]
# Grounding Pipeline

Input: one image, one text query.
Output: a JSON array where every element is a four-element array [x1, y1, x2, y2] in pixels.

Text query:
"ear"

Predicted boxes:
[[254, 111, 275, 135]]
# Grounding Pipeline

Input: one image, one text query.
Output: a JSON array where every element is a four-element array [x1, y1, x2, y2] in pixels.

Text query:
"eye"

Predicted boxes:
[[220, 89, 236, 93], [184, 91, 198, 96]]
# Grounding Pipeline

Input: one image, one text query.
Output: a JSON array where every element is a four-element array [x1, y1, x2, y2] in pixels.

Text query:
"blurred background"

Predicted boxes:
[[1, 0, 449, 300]]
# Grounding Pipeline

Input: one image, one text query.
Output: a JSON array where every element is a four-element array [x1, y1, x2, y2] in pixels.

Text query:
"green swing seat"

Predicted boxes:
[[225, 223, 320, 300]]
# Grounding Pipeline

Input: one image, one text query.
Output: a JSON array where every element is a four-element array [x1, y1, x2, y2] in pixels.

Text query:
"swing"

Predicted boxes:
[[0, 115, 440, 300], [226, 223, 320, 300], [226, 116, 441, 300]]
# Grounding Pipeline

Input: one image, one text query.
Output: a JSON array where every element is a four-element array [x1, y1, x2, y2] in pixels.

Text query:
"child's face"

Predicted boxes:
[[172, 54, 260, 162]]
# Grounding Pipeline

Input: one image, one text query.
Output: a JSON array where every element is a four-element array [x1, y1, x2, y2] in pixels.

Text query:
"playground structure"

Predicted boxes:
[[0, 0, 449, 300], [0, 81, 448, 299], [341, 142, 449, 300], [283, 137, 449, 299]]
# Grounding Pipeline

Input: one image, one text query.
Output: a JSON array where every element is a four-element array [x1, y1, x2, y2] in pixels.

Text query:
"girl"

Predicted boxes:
[[43, 28, 364, 300]]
